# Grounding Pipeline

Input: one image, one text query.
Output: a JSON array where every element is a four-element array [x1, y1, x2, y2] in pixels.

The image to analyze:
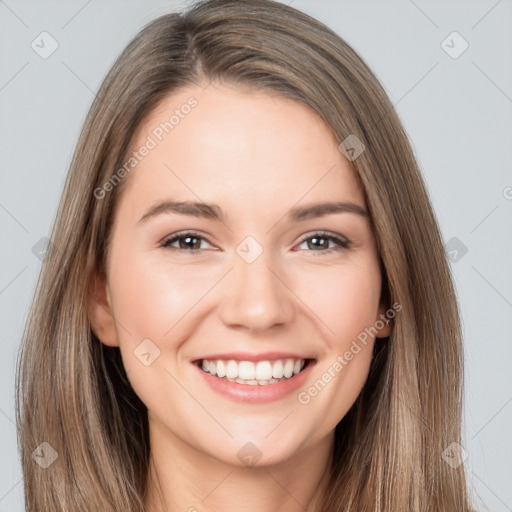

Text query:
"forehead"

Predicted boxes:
[[118, 82, 365, 217]]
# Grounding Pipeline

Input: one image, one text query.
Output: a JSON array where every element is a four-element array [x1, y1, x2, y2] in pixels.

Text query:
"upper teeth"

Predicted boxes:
[[201, 358, 305, 380]]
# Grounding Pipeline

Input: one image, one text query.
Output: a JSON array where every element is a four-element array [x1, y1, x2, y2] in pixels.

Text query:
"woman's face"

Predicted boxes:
[[90, 82, 390, 467]]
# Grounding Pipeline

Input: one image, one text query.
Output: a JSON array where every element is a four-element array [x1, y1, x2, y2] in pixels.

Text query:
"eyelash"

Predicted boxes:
[[161, 230, 351, 254]]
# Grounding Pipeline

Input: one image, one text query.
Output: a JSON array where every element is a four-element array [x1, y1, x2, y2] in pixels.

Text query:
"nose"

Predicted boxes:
[[218, 252, 295, 332]]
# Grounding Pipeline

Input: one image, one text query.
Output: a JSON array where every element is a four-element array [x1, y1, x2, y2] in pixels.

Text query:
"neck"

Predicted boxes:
[[143, 418, 334, 512]]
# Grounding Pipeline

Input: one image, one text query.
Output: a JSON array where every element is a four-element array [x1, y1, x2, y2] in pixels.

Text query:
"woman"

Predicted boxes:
[[16, 0, 474, 510]]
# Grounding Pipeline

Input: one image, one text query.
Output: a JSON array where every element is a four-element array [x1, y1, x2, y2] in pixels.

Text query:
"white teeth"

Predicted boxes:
[[272, 359, 284, 378], [216, 360, 226, 378], [225, 360, 238, 379], [199, 357, 307, 384], [255, 361, 273, 380], [283, 359, 294, 378], [235, 378, 258, 385], [238, 361, 255, 380], [233, 378, 280, 385]]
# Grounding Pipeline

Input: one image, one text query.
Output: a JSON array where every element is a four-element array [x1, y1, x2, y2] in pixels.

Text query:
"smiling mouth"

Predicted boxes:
[[195, 357, 312, 385]]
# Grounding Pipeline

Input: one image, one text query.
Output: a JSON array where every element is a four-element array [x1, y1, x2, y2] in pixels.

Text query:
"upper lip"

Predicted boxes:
[[193, 352, 314, 363]]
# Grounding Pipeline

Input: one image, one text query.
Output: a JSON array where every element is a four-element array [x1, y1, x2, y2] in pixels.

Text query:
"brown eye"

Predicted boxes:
[[162, 232, 213, 251]]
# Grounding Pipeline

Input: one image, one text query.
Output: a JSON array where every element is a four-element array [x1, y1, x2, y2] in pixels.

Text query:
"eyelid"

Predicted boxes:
[[161, 229, 352, 253], [294, 230, 352, 252], [161, 230, 216, 250], [296, 230, 350, 246]]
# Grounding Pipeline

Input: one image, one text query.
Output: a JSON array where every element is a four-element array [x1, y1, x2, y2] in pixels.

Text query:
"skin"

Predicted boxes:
[[88, 81, 391, 512]]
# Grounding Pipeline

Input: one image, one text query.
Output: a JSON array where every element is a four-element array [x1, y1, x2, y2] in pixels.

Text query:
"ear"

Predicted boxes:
[[87, 268, 119, 347], [374, 299, 393, 339]]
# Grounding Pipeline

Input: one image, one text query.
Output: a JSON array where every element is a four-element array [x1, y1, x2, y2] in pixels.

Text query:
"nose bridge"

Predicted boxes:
[[218, 244, 295, 331]]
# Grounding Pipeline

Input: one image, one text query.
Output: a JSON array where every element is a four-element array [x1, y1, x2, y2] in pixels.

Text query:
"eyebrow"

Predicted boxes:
[[137, 199, 368, 224]]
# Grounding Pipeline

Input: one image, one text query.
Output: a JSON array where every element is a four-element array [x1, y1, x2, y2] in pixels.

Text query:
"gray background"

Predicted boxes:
[[1, 0, 511, 510]]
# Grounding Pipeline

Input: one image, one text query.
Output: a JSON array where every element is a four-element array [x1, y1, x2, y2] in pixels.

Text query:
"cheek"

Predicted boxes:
[[284, 259, 383, 441], [106, 251, 219, 406], [109, 251, 218, 340], [296, 258, 382, 347], [300, 258, 380, 384], [109, 247, 383, 356]]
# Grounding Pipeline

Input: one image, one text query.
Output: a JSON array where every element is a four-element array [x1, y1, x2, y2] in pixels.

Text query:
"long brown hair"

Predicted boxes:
[[16, 0, 474, 510]]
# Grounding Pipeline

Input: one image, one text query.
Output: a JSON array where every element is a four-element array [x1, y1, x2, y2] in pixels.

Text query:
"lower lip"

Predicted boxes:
[[194, 361, 315, 404]]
